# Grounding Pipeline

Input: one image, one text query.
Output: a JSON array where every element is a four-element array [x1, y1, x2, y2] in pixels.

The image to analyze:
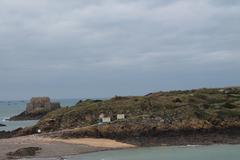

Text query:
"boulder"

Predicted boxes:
[[7, 147, 42, 158]]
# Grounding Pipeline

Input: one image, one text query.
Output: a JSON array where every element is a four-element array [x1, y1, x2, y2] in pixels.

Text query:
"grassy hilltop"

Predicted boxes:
[[33, 87, 240, 136]]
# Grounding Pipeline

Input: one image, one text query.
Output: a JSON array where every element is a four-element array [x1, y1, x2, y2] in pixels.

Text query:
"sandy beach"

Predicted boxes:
[[0, 135, 135, 160]]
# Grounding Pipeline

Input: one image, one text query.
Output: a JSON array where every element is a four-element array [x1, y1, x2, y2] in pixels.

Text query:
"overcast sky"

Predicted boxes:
[[0, 0, 240, 100]]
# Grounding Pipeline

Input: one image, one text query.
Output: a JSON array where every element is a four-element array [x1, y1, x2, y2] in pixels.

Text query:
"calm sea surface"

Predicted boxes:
[[66, 145, 240, 160], [0, 99, 79, 131], [26, 145, 240, 160]]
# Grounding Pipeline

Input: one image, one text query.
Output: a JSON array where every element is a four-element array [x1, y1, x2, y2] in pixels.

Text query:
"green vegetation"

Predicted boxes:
[[35, 87, 240, 132]]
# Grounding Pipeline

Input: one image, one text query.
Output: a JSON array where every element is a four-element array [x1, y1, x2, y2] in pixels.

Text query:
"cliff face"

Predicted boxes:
[[9, 97, 60, 121], [35, 87, 240, 133]]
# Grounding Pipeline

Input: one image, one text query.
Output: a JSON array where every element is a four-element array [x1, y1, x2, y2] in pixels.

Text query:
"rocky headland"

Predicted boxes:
[[9, 97, 61, 121], [1, 87, 240, 148], [5, 87, 234, 145], [1, 87, 240, 159]]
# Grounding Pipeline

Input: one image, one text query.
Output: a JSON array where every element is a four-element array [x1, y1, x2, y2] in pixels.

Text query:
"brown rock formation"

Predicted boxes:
[[26, 97, 60, 113], [9, 97, 60, 121], [6, 147, 42, 158]]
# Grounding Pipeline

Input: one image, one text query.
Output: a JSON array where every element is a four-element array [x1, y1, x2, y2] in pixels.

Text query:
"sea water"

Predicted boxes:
[[0, 99, 79, 131], [25, 145, 240, 160], [67, 145, 240, 160]]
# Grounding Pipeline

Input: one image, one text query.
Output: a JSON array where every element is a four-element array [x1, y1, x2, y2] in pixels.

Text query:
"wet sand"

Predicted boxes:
[[0, 135, 135, 160]]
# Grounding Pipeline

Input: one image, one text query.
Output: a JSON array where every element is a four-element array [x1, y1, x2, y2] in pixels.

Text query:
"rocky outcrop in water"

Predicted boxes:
[[0, 124, 6, 127], [9, 97, 60, 121]]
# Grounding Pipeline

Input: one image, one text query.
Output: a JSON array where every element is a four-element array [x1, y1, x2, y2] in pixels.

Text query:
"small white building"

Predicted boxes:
[[102, 117, 111, 123], [117, 114, 125, 120], [99, 113, 105, 119]]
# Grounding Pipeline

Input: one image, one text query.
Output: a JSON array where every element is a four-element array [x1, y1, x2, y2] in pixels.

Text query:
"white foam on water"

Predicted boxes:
[[186, 145, 201, 147], [2, 117, 9, 122]]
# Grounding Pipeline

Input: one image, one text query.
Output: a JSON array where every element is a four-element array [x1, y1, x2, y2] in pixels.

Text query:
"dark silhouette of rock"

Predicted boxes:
[[9, 97, 60, 121], [7, 147, 41, 158], [0, 124, 6, 127], [0, 131, 12, 139]]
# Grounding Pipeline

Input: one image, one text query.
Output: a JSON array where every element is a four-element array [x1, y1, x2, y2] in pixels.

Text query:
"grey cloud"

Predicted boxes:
[[0, 0, 239, 100], [210, 0, 240, 6]]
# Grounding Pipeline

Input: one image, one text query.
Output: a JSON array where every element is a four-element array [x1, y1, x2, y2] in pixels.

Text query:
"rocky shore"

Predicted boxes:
[[1, 87, 240, 159], [42, 124, 240, 146], [1, 126, 239, 159], [9, 110, 51, 121], [0, 128, 25, 139]]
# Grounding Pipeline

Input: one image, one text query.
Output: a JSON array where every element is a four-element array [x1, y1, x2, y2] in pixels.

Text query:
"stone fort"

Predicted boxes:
[[26, 97, 60, 113]]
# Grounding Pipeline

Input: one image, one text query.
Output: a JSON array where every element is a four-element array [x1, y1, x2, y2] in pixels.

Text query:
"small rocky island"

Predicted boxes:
[[0, 124, 6, 127], [9, 97, 60, 121]]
